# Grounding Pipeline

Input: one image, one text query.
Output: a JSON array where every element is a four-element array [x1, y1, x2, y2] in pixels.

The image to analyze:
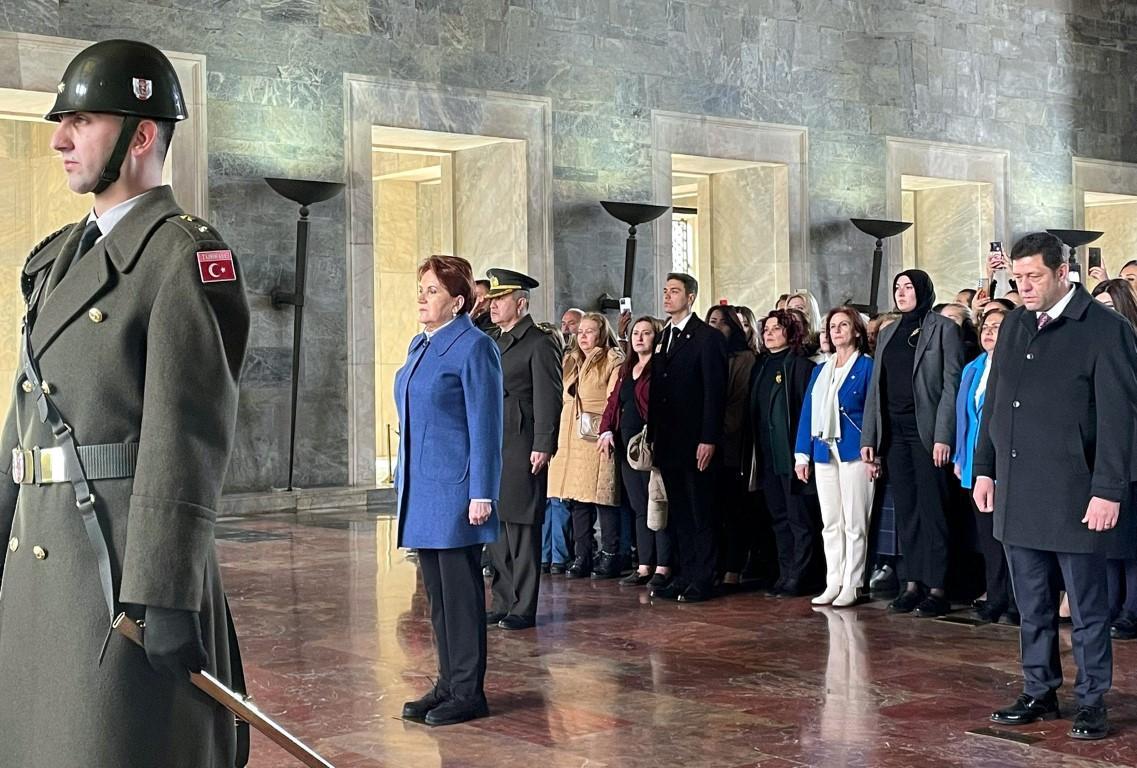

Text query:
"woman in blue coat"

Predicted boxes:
[[395, 255, 504, 727], [794, 307, 875, 607]]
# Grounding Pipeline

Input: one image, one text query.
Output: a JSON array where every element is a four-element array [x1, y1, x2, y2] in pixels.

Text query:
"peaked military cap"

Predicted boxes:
[[486, 268, 539, 298]]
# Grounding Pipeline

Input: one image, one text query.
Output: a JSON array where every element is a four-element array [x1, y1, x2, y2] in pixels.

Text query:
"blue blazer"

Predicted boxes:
[[394, 313, 504, 549], [794, 355, 873, 464], [953, 352, 988, 490]]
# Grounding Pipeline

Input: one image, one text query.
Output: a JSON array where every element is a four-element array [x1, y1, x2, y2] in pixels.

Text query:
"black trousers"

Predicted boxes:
[[971, 497, 1016, 612], [659, 464, 717, 592], [489, 520, 542, 619], [1005, 544, 1111, 707], [569, 500, 620, 556], [719, 466, 753, 574], [418, 545, 486, 702], [885, 436, 949, 589], [1107, 559, 1137, 620], [619, 457, 672, 567], [762, 464, 814, 587]]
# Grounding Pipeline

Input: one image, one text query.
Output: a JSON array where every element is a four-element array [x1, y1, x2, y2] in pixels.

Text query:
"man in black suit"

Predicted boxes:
[[974, 232, 1137, 741], [647, 273, 728, 602]]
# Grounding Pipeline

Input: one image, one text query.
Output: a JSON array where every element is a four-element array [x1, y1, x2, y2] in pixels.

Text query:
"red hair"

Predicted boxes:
[[417, 255, 474, 315], [762, 309, 807, 353]]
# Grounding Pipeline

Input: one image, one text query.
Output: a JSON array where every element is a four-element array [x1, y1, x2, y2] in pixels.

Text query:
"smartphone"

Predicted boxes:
[[619, 296, 632, 314], [1089, 247, 1102, 271]]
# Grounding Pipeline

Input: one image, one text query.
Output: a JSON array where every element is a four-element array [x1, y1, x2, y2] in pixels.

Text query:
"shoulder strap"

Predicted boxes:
[[21, 224, 74, 303], [164, 212, 224, 243]]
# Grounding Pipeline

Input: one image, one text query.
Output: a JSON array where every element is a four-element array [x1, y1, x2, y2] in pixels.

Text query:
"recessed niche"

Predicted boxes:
[[1073, 158, 1137, 282]]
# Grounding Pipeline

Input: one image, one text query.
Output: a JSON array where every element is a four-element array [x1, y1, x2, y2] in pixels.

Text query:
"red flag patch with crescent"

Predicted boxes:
[[197, 250, 237, 283]]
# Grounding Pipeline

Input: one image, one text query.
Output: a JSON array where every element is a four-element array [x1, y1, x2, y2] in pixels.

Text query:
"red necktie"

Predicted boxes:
[[1037, 312, 1052, 330]]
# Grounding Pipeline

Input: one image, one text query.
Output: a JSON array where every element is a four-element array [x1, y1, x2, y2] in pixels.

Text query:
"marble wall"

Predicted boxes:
[[1086, 201, 1137, 275], [454, 141, 528, 280], [908, 184, 993, 305], [3, 2, 1137, 489]]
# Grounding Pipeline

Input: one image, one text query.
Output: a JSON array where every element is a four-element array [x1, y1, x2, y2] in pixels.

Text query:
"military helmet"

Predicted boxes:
[[46, 39, 187, 122]]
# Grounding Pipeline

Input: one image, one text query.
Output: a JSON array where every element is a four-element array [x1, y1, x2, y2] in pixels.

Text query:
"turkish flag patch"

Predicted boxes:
[[197, 250, 237, 283]]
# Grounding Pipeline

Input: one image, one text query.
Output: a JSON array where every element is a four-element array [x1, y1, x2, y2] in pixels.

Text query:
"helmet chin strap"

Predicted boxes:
[[92, 116, 141, 195]]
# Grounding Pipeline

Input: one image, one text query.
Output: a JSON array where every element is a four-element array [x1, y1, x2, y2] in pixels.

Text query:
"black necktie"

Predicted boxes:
[[75, 219, 101, 263], [667, 326, 679, 354]]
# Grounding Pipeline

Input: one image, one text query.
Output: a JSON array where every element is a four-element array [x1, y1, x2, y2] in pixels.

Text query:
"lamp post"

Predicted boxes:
[[1046, 229, 1103, 284], [850, 218, 913, 315], [265, 177, 346, 492], [597, 201, 671, 311]]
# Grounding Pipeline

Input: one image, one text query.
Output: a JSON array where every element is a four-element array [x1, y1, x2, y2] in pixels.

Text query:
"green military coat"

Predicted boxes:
[[0, 186, 250, 767], [492, 315, 563, 525]]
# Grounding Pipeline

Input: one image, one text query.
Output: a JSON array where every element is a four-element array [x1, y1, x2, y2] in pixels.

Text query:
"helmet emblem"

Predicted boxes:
[[132, 77, 153, 101]]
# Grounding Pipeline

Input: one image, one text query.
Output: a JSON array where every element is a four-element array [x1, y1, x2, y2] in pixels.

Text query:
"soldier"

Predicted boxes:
[[484, 269, 563, 630], [0, 40, 251, 766]]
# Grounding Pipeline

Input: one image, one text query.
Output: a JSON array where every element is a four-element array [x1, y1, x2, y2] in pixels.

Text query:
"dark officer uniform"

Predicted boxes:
[[0, 41, 250, 767], [485, 269, 563, 629], [976, 274, 1137, 734]]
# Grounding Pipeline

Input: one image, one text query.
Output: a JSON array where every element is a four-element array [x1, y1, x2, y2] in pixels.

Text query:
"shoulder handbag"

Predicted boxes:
[[574, 384, 602, 442], [626, 424, 653, 471]]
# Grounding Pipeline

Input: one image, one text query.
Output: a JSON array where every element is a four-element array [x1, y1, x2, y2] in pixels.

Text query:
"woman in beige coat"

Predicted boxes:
[[548, 312, 624, 579]]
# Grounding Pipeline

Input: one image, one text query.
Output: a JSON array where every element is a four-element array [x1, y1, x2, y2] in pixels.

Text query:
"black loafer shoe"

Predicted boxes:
[[990, 692, 1060, 725], [1110, 615, 1137, 640], [620, 571, 651, 586], [677, 585, 710, 603], [485, 611, 507, 625], [888, 589, 923, 614], [498, 614, 536, 630], [913, 594, 951, 618], [651, 583, 683, 600], [1069, 705, 1109, 740], [424, 697, 489, 727], [402, 687, 448, 721], [647, 572, 672, 588], [974, 603, 1004, 625], [549, 562, 566, 575]]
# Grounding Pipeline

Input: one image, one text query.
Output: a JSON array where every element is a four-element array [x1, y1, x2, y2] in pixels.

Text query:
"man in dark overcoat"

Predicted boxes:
[[484, 269, 563, 630], [974, 232, 1137, 741], [647, 272, 727, 603], [0, 41, 250, 766]]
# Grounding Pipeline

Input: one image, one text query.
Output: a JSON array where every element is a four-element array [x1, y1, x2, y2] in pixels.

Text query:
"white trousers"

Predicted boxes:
[[814, 444, 875, 589]]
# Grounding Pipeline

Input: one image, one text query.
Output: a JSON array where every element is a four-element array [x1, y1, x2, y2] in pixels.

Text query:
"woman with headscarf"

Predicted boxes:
[[860, 270, 964, 618]]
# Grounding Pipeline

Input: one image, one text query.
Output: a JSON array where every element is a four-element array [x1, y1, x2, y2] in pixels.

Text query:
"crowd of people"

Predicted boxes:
[[396, 241, 1137, 735]]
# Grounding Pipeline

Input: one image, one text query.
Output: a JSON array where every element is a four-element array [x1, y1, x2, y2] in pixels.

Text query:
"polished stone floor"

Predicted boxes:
[[216, 510, 1137, 768]]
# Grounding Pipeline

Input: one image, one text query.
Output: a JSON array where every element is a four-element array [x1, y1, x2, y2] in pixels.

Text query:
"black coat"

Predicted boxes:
[[747, 350, 815, 478], [648, 315, 728, 470], [974, 287, 1137, 553], [491, 315, 563, 525]]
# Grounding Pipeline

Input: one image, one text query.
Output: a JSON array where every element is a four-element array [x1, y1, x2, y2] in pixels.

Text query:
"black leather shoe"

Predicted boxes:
[[990, 692, 1060, 725], [1003, 610, 1021, 626], [485, 611, 507, 625], [974, 603, 1004, 625], [541, 562, 551, 574], [591, 551, 622, 579], [651, 583, 683, 600], [913, 594, 951, 618], [776, 580, 803, 598], [1111, 615, 1137, 640], [620, 571, 651, 586], [766, 577, 786, 597], [677, 585, 710, 603], [402, 687, 448, 721], [498, 614, 536, 630], [565, 555, 591, 579], [424, 697, 489, 726], [1068, 705, 1109, 740], [549, 562, 566, 575], [888, 589, 923, 614], [647, 572, 672, 589]]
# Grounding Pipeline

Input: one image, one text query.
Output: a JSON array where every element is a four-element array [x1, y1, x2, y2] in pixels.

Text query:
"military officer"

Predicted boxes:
[[0, 41, 250, 767], [484, 269, 563, 630]]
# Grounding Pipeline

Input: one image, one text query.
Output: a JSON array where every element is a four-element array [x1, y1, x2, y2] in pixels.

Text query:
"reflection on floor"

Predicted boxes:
[[218, 510, 1137, 768]]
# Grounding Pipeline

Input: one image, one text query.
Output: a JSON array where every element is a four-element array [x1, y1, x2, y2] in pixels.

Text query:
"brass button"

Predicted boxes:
[[40, 381, 52, 395], [21, 380, 32, 393], [88, 307, 104, 323], [7, 537, 17, 552], [32, 545, 46, 560]]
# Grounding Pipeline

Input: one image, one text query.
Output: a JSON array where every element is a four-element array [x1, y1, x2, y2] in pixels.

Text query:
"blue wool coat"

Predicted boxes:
[[794, 354, 874, 464], [952, 352, 988, 490], [394, 313, 504, 549]]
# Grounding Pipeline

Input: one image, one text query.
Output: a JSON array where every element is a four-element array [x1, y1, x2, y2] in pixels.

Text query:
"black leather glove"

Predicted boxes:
[[144, 605, 207, 677]]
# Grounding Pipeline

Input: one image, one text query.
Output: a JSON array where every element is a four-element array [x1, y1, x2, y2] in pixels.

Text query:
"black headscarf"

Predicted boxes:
[[893, 269, 936, 327]]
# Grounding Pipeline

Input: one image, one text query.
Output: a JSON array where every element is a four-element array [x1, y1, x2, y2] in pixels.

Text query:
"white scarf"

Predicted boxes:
[[810, 351, 859, 443]]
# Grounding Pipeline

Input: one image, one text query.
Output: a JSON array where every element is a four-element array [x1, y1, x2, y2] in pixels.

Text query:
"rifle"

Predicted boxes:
[[113, 613, 335, 768]]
